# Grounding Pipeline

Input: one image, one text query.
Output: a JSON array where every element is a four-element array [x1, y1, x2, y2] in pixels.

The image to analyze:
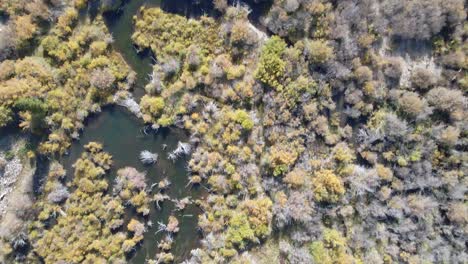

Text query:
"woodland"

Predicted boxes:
[[0, 0, 466, 263]]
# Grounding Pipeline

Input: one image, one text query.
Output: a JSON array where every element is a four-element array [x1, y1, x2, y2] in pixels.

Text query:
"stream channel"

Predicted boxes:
[[60, 0, 270, 261]]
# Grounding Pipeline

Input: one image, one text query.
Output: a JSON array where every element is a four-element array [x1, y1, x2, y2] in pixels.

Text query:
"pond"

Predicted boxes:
[[59, 107, 203, 262], [56, 0, 272, 262], [60, 1, 212, 262]]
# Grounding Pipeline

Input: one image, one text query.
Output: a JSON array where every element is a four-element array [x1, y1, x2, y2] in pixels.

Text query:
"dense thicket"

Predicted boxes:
[[132, 1, 467, 263], [0, 0, 466, 263], [0, 2, 132, 155], [30, 143, 151, 263]]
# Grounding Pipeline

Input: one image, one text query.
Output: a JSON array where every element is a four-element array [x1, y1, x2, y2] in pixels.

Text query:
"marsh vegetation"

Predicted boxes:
[[0, 0, 466, 263]]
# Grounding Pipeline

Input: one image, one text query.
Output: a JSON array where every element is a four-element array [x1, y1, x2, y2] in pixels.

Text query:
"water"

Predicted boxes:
[[59, 107, 203, 262], [102, 0, 218, 99], [56, 1, 272, 261], [64, 1, 212, 262], [102, 0, 270, 99], [103, 0, 161, 99]]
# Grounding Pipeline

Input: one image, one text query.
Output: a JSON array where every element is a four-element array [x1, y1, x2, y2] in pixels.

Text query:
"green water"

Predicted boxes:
[[102, 0, 219, 99], [67, 1, 211, 262], [102, 0, 270, 99], [60, 107, 203, 262], [59, 1, 271, 261], [103, 0, 161, 99]]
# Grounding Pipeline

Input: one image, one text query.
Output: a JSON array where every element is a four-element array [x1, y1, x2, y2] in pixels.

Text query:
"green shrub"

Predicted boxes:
[[14, 98, 47, 113], [283, 75, 317, 107], [309, 229, 354, 264], [307, 39, 334, 64], [0, 106, 12, 127], [157, 115, 175, 127], [231, 109, 254, 130], [255, 36, 287, 91], [33, 144, 136, 263], [312, 169, 345, 203], [225, 213, 256, 249], [4, 151, 15, 161], [140, 95, 165, 117]]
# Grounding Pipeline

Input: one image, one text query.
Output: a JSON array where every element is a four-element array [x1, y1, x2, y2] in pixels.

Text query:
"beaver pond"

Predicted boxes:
[[1, 0, 466, 262], [59, 107, 203, 262], [59, 0, 211, 261], [52, 0, 271, 262]]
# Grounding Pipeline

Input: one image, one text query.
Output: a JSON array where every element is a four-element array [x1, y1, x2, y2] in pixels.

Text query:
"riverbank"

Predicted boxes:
[[0, 137, 35, 262]]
